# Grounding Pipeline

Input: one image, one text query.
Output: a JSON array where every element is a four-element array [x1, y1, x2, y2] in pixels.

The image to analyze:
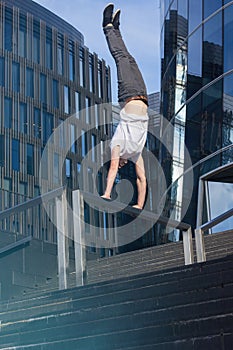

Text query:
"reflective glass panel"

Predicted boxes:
[[64, 85, 70, 114], [5, 8, 12, 51], [4, 97, 12, 128], [0, 57, 4, 86], [43, 111, 54, 143], [40, 73, 47, 104], [46, 27, 53, 70], [203, 11, 223, 85], [12, 61, 20, 92], [79, 47, 85, 87], [12, 138, 19, 171], [85, 97, 91, 123], [69, 41, 75, 81], [89, 55, 94, 93], [19, 102, 27, 134], [57, 34, 64, 75], [224, 3, 233, 72], [204, 0, 222, 19], [188, 27, 202, 76], [188, 0, 202, 33], [223, 73, 233, 150], [26, 67, 34, 98], [33, 21, 40, 64], [33, 108, 41, 138], [0, 134, 4, 167], [53, 153, 59, 184], [53, 79, 59, 109], [19, 15, 27, 57], [27, 144, 34, 175]]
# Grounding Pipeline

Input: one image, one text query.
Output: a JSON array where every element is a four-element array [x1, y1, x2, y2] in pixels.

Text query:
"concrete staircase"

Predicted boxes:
[[85, 230, 233, 285], [0, 254, 233, 349]]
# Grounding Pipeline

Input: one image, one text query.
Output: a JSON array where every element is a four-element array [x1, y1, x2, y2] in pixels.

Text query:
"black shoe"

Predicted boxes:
[[112, 9, 121, 29], [102, 3, 114, 28]]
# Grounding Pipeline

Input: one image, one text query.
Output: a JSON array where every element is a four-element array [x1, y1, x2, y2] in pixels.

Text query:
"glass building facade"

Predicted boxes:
[[160, 0, 233, 233], [0, 0, 112, 246]]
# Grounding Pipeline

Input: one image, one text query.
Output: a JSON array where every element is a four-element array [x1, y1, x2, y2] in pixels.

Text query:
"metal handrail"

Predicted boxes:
[[0, 186, 64, 221], [72, 190, 194, 285], [195, 207, 233, 263], [200, 207, 233, 232], [0, 235, 32, 256]]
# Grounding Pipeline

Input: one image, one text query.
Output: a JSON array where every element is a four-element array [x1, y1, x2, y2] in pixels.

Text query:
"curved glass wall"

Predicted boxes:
[[160, 0, 233, 234]]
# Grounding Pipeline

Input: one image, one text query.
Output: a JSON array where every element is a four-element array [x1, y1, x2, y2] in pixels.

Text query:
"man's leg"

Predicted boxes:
[[101, 145, 120, 199], [133, 155, 147, 209], [103, 5, 147, 104]]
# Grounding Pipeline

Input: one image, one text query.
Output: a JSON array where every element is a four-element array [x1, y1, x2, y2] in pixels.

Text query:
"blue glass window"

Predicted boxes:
[[53, 79, 59, 109], [43, 110, 54, 143], [105, 68, 111, 102], [64, 85, 70, 114], [5, 8, 12, 52], [33, 21, 40, 64], [0, 57, 5, 86], [26, 67, 34, 97], [12, 138, 19, 171], [19, 15, 27, 57], [224, 4, 233, 72], [20, 103, 27, 134], [91, 134, 96, 161], [4, 97, 12, 128], [203, 9, 223, 85], [84, 202, 90, 233], [12, 61, 20, 92], [69, 40, 75, 81], [0, 135, 5, 167], [33, 108, 41, 138], [57, 34, 64, 75], [70, 124, 76, 153], [65, 158, 71, 177], [81, 129, 87, 157], [89, 54, 94, 93], [189, 0, 202, 33], [85, 97, 91, 123], [88, 167, 93, 192], [178, 0, 187, 19], [75, 91, 80, 116], [40, 73, 47, 104], [98, 62, 103, 98], [54, 153, 59, 184], [46, 27, 53, 70], [95, 103, 99, 128], [27, 143, 34, 175], [79, 47, 85, 87], [204, 0, 222, 19]]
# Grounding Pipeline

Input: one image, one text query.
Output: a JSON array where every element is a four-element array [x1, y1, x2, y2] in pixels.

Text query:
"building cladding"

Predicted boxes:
[[0, 0, 112, 243], [160, 0, 233, 231]]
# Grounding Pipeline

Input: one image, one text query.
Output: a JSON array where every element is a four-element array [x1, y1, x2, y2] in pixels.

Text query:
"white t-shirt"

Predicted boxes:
[[110, 108, 148, 163]]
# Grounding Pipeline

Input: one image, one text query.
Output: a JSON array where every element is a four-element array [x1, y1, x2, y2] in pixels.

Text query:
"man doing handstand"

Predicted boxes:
[[101, 4, 148, 209]]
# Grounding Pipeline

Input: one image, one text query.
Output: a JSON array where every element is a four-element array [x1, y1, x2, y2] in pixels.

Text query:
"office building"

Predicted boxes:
[[160, 0, 233, 234]]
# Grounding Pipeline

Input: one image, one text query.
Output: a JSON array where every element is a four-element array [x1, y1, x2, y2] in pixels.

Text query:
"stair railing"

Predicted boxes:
[[195, 207, 233, 263], [72, 189, 194, 287], [0, 186, 66, 288]]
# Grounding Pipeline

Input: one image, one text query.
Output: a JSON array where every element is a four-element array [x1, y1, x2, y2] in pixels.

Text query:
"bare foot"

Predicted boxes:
[[132, 204, 143, 210]]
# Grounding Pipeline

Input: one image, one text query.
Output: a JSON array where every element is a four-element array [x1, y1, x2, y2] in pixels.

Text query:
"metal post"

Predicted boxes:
[[183, 227, 194, 265], [72, 189, 86, 286], [56, 189, 68, 290], [196, 179, 204, 228], [195, 228, 206, 263]]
